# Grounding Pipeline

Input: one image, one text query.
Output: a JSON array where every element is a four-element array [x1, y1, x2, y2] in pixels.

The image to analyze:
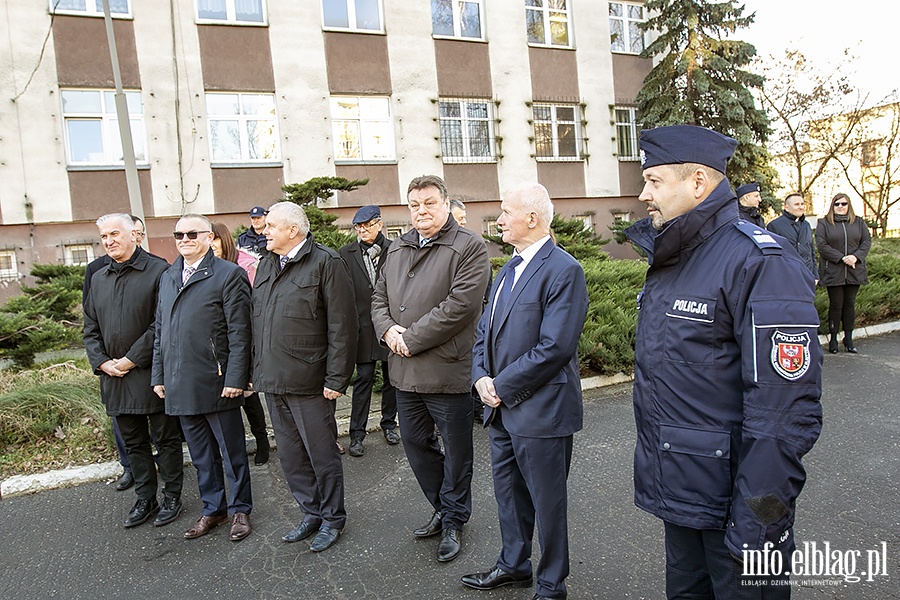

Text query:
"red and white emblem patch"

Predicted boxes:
[[770, 330, 811, 381]]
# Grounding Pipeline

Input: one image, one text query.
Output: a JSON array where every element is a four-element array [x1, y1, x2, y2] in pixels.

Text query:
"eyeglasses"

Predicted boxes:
[[173, 230, 210, 240], [354, 220, 381, 230], [834, 202, 849, 207]]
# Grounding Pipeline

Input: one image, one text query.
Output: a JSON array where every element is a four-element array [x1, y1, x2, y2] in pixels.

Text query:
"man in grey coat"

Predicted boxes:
[[371, 175, 490, 563], [251, 202, 357, 553], [84, 213, 184, 528], [152, 214, 253, 542]]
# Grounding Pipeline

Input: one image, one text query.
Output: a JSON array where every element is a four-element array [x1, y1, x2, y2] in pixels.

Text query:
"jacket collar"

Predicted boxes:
[[782, 210, 806, 223], [625, 178, 738, 268], [397, 214, 459, 249], [106, 246, 149, 274]]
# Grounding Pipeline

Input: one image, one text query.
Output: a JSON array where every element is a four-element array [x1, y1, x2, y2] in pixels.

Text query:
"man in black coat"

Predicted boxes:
[[338, 205, 399, 458], [768, 193, 818, 280], [251, 202, 357, 553], [83, 213, 184, 528], [152, 214, 253, 542], [83, 214, 153, 492], [735, 182, 766, 228]]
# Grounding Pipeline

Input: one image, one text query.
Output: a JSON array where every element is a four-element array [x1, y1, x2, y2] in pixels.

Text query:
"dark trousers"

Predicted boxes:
[[180, 408, 252, 516], [664, 522, 791, 599], [826, 284, 860, 341], [395, 390, 473, 530], [113, 417, 130, 469], [349, 361, 397, 440], [267, 393, 346, 529], [242, 392, 268, 440], [491, 409, 573, 599], [116, 412, 184, 501]]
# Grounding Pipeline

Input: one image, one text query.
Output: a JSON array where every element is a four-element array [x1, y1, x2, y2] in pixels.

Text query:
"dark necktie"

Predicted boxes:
[[492, 255, 523, 330], [279, 255, 288, 270]]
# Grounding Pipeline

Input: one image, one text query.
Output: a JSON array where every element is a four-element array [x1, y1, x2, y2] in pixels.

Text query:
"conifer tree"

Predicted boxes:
[[637, 0, 777, 194], [281, 177, 369, 249]]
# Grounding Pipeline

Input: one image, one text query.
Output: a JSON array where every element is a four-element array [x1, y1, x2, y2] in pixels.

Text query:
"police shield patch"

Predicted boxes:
[[770, 330, 811, 380]]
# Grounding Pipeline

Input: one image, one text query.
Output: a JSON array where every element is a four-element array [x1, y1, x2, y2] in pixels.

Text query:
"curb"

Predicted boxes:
[[3, 322, 898, 500]]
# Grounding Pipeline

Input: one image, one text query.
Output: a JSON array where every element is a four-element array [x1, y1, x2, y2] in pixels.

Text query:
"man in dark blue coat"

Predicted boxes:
[[461, 182, 588, 600], [84, 213, 183, 528], [767, 193, 817, 280], [625, 125, 823, 598], [152, 214, 253, 542]]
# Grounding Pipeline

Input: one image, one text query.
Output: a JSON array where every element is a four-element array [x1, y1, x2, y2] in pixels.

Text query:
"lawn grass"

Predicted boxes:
[[0, 357, 114, 481]]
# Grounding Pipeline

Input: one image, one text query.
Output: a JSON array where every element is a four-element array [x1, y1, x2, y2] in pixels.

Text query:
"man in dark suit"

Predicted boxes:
[[338, 205, 399, 458], [152, 214, 253, 542], [251, 202, 357, 553], [461, 182, 588, 600]]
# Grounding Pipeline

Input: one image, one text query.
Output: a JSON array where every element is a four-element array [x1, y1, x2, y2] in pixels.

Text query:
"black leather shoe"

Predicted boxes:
[[153, 495, 182, 527], [437, 528, 461, 562], [309, 526, 341, 552], [383, 428, 401, 445], [349, 438, 364, 457], [124, 497, 160, 528], [115, 470, 134, 491], [844, 342, 858, 353], [254, 435, 270, 465], [461, 566, 533, 590], [413, 511, 443, 537], [282, 521, 320, 543]]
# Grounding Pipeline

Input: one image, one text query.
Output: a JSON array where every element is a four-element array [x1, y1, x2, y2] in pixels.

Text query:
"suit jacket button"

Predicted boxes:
[[399, 305, 406, 311], [663, 443, 671, 450], [408, 272, 415, 278]]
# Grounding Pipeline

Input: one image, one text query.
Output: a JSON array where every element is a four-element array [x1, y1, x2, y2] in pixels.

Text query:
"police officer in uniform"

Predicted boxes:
[[625, 125, 823, 598], [735, 181, 766, 228]]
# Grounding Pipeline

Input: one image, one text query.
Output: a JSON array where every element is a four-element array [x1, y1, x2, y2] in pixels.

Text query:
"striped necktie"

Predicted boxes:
[[182, 265, 196, 285]]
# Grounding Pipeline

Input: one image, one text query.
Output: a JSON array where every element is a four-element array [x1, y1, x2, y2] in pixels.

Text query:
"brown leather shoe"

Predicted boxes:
[[183, 514, 228, 539], [229, 512, 251, 541]]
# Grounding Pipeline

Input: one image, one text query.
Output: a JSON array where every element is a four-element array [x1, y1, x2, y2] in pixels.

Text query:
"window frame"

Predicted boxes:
[[609, 1, 646, 55], [531, 102, 582, 162], [525, 0, 572, 49], [48, 0, 131, 18], [321, 0, 385, 34], [0, 250, 17, 282], [438, 97, 497, 164], [61, 88, 148, 167], [194, 0, 267, 25], [614, 105, 641, 161], [431, 0, 485, 41], [329, 95, 397, 164], [64, 244, 95, 266], [205, 92, 281, 166]]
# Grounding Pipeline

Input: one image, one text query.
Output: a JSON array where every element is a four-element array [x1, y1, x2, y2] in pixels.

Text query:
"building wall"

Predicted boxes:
[[0, 0, 651, 301]]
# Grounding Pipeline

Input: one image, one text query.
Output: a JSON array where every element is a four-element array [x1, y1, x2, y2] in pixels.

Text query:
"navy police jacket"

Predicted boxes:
[[625, 179, 823, 558]]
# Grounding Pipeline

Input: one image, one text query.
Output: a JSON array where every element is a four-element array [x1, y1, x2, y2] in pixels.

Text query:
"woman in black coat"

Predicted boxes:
[[815, 193, 871, 353]]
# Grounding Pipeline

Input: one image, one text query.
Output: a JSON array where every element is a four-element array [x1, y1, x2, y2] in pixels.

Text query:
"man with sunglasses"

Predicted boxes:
[[338, 205, 400, 458], [152, 214, 254, 542]]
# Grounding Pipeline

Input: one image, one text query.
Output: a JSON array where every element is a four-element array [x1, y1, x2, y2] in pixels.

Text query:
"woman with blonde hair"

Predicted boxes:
[[815, 193, 871, 353], [211, 222, 270, 462]]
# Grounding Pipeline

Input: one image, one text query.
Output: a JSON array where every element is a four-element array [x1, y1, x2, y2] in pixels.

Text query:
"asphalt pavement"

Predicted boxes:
[[1, 332, 898, 600]]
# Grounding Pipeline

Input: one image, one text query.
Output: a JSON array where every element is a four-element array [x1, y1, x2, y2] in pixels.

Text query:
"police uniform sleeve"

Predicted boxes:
[[725, 248, 823, 559]]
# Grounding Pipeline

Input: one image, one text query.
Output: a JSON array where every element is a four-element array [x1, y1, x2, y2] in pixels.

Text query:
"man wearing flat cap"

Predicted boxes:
[[736, 181, 766, 227], [338, 205, 400, 458], [625, 125, 823, 598], [237, 206, 268, 254]]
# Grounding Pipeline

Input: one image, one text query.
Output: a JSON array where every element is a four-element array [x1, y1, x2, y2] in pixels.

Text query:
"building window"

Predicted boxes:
[[615, 106, 640, 160], [196, 0, 266, 24], [206, 93, 279, 164], [384, 225, 405, 239], [61, 89, 147, 166], [532, 103, 581, 161], [609, 2, 645, 54], [432, 0, 484, 40], [861, 140, 882, 167], [330, 96, 396, 163], [483, 218, 501, 236], [573, 214, 594, 232], [525, 0, 571, 48], [438, 98, 496, 163], [322, 0, 383, 32], [612, 210, 633, 223], [50, 0, 130, 17], [0, 250, 17, 282], [64, 244, 95, 266]]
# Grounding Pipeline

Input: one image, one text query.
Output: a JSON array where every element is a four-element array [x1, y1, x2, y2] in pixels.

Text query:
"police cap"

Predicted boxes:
[[736, 182, 761, 198], [639, 124, 737, 174]]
